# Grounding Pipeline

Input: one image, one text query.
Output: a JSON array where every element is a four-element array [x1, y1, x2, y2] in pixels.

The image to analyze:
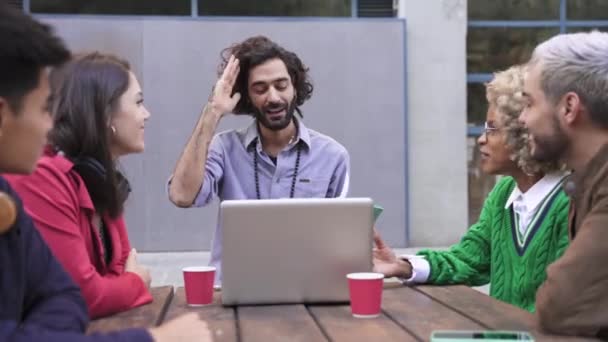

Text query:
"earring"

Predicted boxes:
[[111, 126, 117, 135]]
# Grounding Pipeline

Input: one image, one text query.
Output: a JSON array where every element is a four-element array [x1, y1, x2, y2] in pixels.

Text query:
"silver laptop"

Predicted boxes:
[[220, 197, 374, 306]]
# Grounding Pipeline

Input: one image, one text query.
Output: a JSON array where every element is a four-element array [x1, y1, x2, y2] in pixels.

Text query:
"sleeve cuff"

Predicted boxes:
[[398, 255, 430, 285]]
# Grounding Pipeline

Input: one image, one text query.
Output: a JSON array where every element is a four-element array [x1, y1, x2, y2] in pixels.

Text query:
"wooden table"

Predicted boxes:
[[162, 284, 601, 342], [87, 285, 173, 334]]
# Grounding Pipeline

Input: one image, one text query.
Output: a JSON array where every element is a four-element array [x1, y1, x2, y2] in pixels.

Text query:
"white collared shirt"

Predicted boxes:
[[400, 172, 567, 285], [504, 172, 566, 236]]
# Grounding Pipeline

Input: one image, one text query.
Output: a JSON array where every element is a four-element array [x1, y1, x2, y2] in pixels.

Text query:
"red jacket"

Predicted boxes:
[[5, 150, 152, 319]]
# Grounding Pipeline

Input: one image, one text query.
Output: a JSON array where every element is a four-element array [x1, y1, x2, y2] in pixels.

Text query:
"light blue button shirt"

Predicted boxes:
[[175, 118, 350, 284]]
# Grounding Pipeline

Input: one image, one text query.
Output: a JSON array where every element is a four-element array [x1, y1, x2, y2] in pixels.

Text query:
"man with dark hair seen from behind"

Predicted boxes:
[[0, 4, 211, 341]]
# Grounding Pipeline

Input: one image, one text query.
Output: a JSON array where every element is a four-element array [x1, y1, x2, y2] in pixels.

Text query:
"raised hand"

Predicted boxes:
[[208, 54, 242, 116]]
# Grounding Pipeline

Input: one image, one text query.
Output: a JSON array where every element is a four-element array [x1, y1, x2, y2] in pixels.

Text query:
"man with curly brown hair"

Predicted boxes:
[[168, 36, 350, 285]]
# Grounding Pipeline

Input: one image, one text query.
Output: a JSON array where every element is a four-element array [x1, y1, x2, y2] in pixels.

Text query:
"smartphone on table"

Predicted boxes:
[[430, 330, 534, 342]]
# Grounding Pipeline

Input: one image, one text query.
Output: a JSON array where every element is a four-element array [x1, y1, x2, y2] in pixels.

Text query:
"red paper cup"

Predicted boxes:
[[183, 266, 216, 306], [347, 272, 384, 318]]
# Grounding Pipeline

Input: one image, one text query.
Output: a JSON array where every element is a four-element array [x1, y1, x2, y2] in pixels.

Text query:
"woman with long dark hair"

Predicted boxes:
[[6, 52, 152, 318]]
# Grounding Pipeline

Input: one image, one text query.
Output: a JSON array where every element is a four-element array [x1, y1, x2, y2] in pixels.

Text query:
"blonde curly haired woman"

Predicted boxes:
[[373, 65, 569, 312]]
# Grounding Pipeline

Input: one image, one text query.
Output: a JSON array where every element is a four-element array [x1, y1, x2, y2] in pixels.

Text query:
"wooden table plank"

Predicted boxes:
[[163, 288, 237, 342], [238, 305, 327, 342], [308, 304, 417, 342], [416, 285, 601, 342], [381, 283, 485, 340], [87, 286, 173, 334]]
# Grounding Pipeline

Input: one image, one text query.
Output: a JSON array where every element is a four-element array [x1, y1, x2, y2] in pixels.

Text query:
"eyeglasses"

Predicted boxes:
[[483, 121, 500, 136]]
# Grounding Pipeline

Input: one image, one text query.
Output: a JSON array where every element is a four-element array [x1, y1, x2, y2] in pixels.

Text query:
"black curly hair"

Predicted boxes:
[[218, 36, 313, 116]]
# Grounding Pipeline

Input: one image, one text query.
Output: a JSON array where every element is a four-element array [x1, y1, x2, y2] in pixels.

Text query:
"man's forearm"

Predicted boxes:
[[168, 105, 222, 207]]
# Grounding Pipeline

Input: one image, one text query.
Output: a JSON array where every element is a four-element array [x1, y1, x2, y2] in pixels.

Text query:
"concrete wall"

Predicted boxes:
[[41, 1, 471, 250], [399, 0, 469, 246], [41, 16, 409, 251]]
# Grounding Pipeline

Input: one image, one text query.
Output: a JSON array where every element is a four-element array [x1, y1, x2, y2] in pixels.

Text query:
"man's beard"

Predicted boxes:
[[253, 99, 297, 131], [530, 114, 569, 163]]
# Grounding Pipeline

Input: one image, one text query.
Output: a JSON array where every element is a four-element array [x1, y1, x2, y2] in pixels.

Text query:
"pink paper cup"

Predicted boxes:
[[183, 266, 216, 306], [347, 272, 384, 318]]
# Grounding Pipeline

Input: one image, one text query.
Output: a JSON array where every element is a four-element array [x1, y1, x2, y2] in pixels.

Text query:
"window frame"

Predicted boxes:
[[24, 0, 360, 18], [466, 0, 608, 137]]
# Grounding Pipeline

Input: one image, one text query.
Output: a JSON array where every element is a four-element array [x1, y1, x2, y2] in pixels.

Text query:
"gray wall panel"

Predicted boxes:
[[39, 17, 408, 251]]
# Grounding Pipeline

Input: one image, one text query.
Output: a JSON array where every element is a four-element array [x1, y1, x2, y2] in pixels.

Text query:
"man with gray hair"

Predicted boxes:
[[520, 31, 608, 338]]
